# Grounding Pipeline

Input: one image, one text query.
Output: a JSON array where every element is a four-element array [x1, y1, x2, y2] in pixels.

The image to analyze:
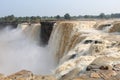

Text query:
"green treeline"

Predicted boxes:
[[0, 15, 41, 23], [0, 13, 120, 23]]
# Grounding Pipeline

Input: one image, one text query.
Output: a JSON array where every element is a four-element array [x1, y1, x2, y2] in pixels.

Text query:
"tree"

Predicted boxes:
[[55, 15, 60, 20], [84, 15, 89, 18], [64, 13, 71, 20], [99, 13, 105, 19], [4, 15, 15, 23]]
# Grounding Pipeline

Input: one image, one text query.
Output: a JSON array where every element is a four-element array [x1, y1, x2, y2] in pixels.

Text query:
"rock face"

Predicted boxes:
[[0, 23, 17, 29], [17, 22, 54, 45], [40, 22, 55, 45]]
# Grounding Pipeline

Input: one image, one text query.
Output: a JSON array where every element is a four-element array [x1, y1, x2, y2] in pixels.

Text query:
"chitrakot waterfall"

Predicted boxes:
[[49, 20, 120, 80], [1, 20, 120, 80], [0, 23, 56, 75]]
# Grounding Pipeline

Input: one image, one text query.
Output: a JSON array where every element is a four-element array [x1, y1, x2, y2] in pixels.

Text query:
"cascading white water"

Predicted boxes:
[[102, 25, 113, 32], [0, 23, 56, 75]]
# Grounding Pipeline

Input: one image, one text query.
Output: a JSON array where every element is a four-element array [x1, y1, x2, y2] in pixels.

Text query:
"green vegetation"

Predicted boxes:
[[64, 13, 71, 20], [55, 15, 61, 20], [0, 15, 41, 23], [0, 13, 120, 23]]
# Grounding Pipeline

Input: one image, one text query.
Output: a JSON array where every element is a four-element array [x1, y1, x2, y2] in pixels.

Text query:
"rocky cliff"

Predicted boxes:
[[40, 22, 55, 45], [0, 23, 17, 29]]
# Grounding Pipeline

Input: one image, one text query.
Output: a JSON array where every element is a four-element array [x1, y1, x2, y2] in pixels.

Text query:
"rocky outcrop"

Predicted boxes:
[[94, 20, 113, 30], [73, 58, 120, 80], [0, 23, 17, 29], [109, 21, 120, 32], [0, 70, 56, 80], [40, 22, 55, 45]]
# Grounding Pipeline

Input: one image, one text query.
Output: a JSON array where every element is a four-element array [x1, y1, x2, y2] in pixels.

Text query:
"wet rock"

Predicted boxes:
[[40, 21, 54, 45], [113, 64, 120, 71], [99, 65, 109, 70], [84, 40, 93, 44], [86, 65, 100, 71], [94, 40, 102, 44], [69, 54, 77, 59]]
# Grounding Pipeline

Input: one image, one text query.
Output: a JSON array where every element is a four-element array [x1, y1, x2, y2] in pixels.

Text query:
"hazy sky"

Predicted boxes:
[[0, 0, 120, 17]]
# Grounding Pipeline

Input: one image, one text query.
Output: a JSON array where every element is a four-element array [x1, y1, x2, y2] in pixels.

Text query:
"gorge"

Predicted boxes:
[[0, 20, 120, 80]]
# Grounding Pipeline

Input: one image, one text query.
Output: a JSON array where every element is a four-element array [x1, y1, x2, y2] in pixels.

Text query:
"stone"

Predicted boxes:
[[59, 68, 80, 80], [90, 72, 100, 78], [99, 70, 117, 79], [113, 64, 120, 71], [33, 75, 56, 80], [86, 65, 100, 71], [40, 22, 54, 45], [6, 70, 33, 80], [99, 65, 109, 70]]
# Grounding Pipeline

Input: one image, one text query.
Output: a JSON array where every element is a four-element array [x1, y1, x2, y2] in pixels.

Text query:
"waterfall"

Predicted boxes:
[[0, 23, 56, 75], [48, 21, 96, 63], [48, 21, 120, 79], [1, 20, 120, 79]]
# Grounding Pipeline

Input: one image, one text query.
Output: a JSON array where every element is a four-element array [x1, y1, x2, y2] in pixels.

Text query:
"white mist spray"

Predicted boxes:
[[0, 24, 56, 75]]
